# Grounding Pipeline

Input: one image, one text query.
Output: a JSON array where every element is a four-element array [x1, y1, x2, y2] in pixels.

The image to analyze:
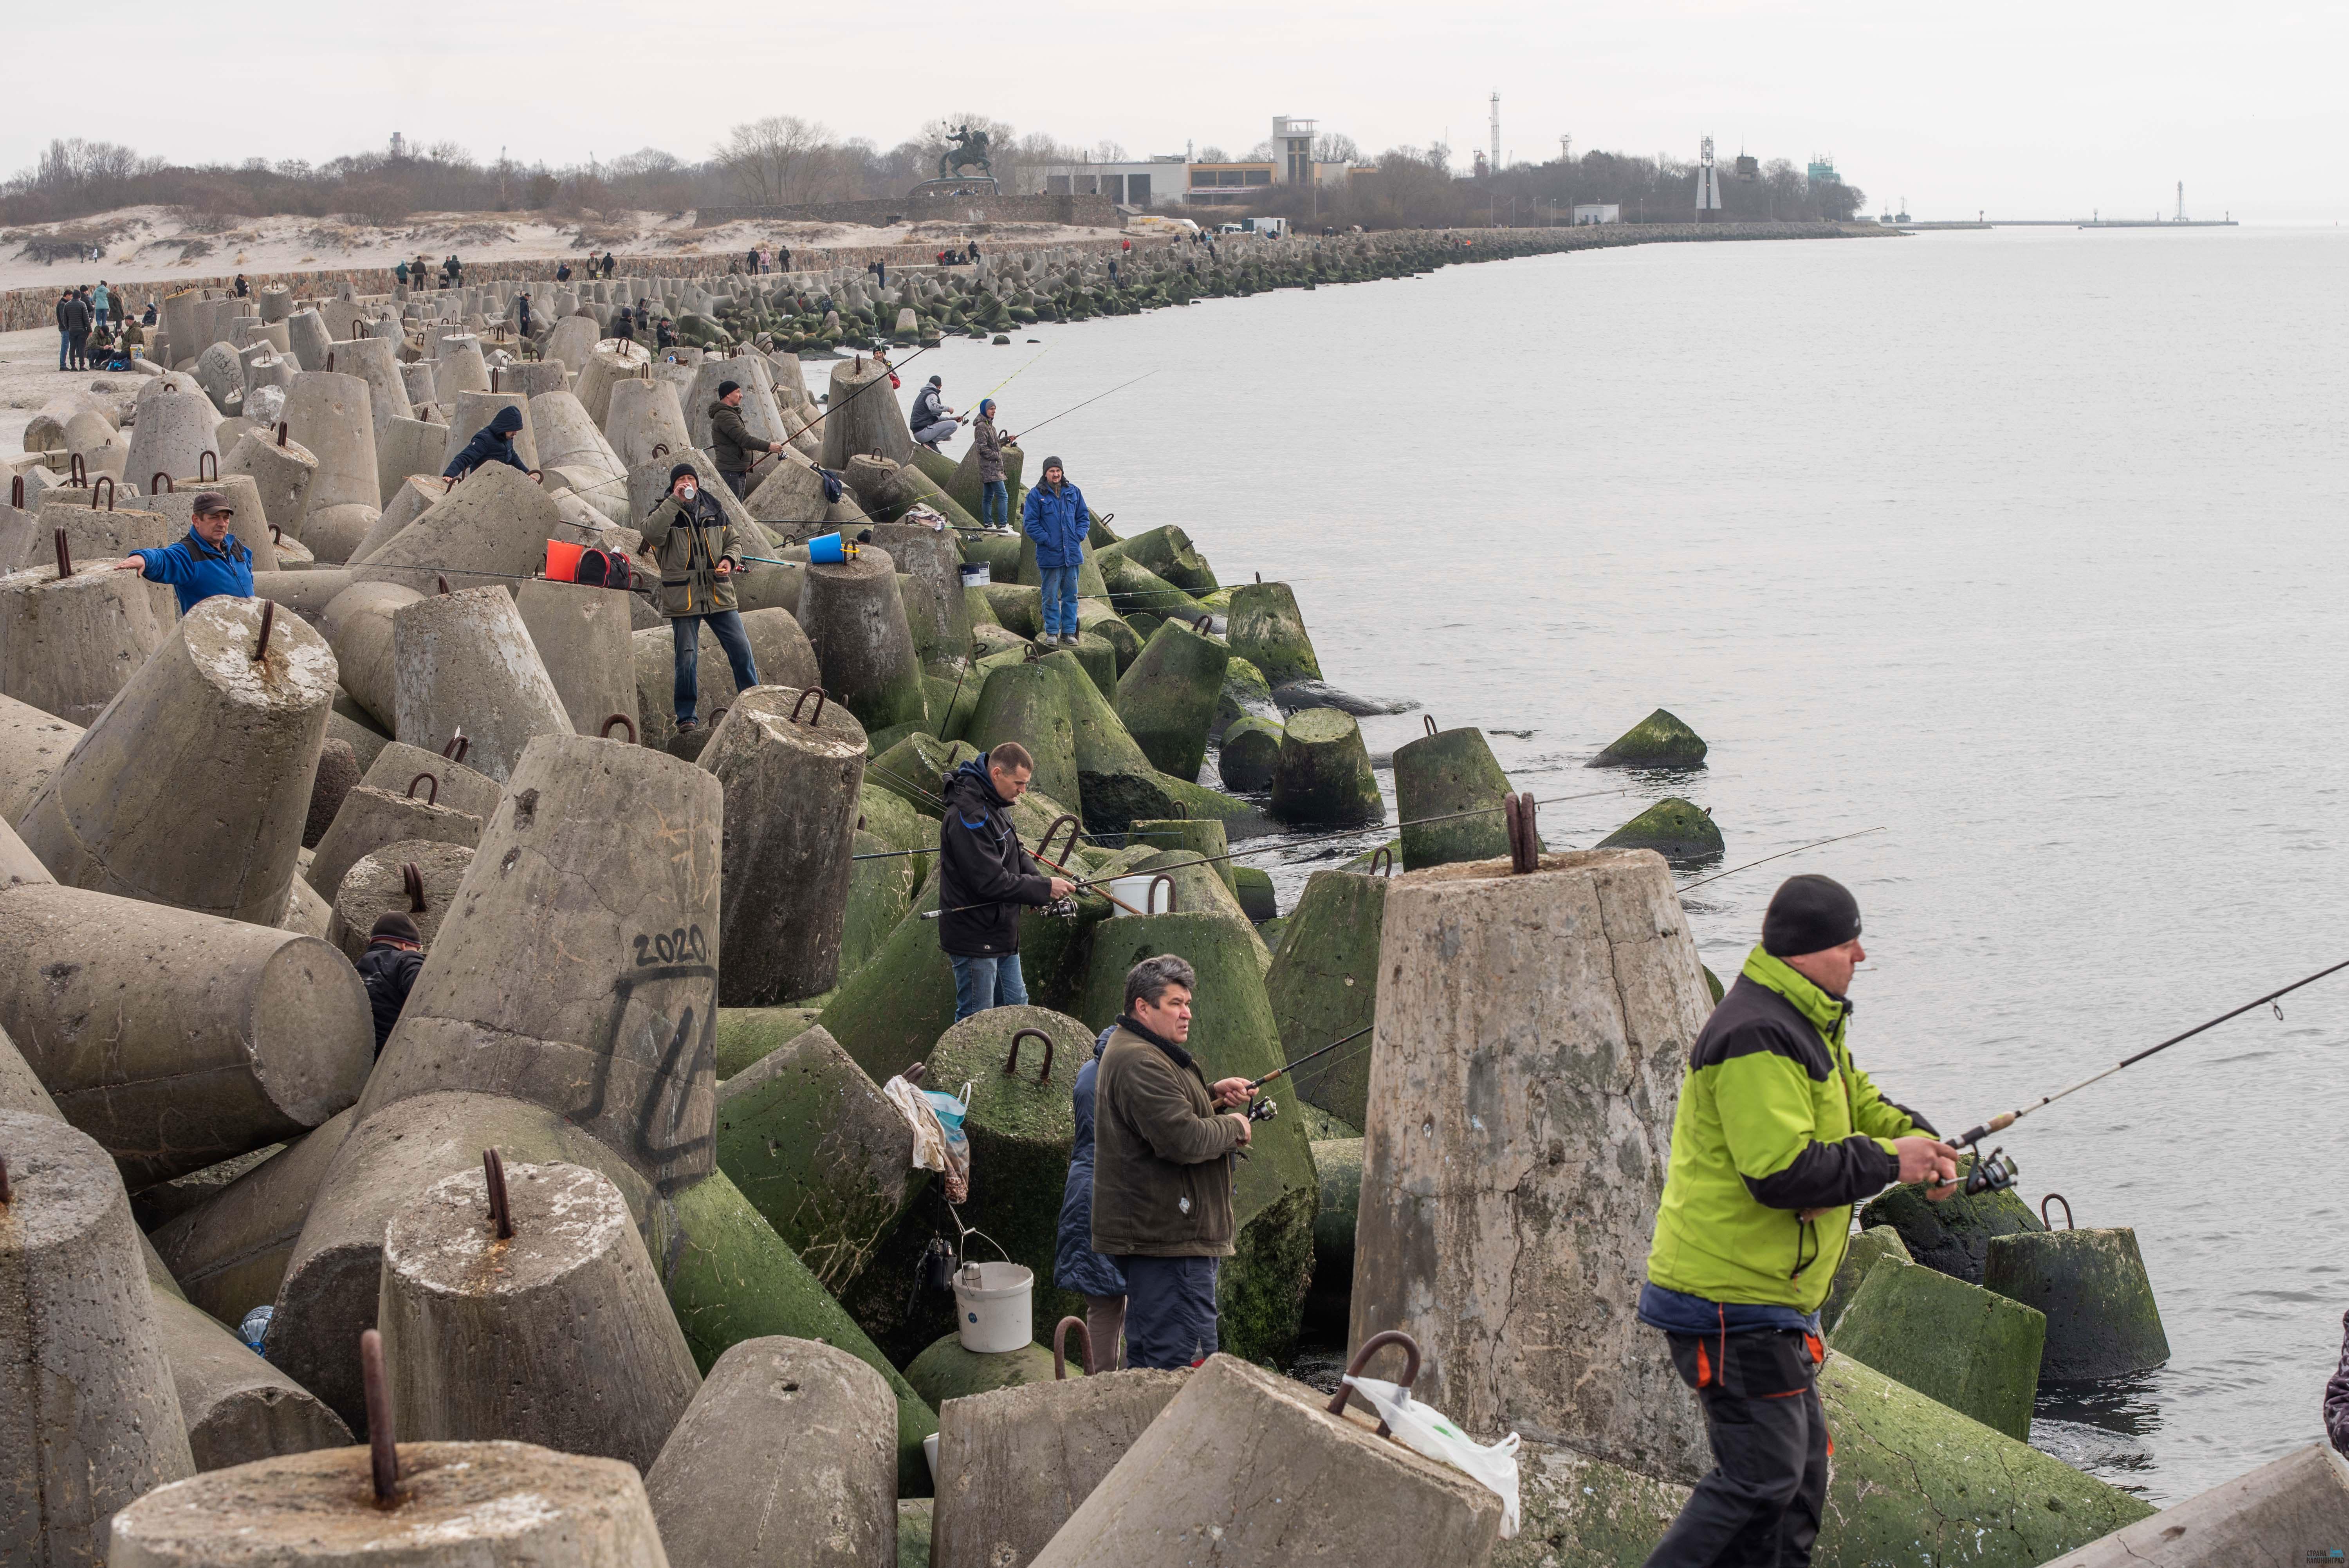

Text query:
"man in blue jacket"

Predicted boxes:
[[443, 404, 528, 482], [1021, 455, 1089, 647], [112, 492, 254, 613]]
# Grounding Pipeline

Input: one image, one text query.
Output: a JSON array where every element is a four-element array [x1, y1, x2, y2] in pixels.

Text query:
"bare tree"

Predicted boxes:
[[714, 115, 832, 204], [1313, 132, 1361, 163]]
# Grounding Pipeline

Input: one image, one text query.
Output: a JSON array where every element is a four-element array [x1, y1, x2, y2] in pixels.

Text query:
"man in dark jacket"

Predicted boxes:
[[971, 399, 1009, 528], [1091, 954, 1256, 1370], [59, 289, 92, 371], [358, 912, 424, 1054], [937, 743, 1074, 1019], [909, 375, 956, 451], [443, 404, 528, 481], [1021, 456, 1089, 647], [515, 292, 531, 338], [612, 307, 635, 345], [55, 291, 74, 370], [112, 491, 254, 613], [642, 462, 758, 732], [709, 380, 781, 499], [1055, 1024, 1128, 1372]]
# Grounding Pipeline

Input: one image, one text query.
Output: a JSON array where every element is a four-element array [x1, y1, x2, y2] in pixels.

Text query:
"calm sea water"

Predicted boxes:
[[842, 226, 2349, 1502]]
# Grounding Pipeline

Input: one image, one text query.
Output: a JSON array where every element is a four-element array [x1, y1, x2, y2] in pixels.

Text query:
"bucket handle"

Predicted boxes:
[[402, 862, 427, 913], [2040, 1193, 2074, 1231], [601, 714, 637, 743], [407, 773, 439, 805], [1146, 874, 1176, 915], [1036, 813, 1082, 866], [1004, 1028, 1054, 1084], [1053, 1316, 1090, 1380], [1327, 1330, 1422, 1438], [788, 686, 829, 727], [1368, 845, 1393, 879]]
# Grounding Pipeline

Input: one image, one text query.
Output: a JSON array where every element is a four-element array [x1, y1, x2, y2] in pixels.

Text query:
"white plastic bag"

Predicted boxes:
[[1343, 1375, 1522, 1539]]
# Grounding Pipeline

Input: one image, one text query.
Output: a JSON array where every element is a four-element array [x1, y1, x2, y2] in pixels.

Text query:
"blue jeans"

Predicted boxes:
[[1119, 1255, 1219, 1369], [950, 952, 1028, 1020], [58, 329, 70, 370], [1038, 563, 1079, 639], [671, 609, 759, 725], [981, 480, 1009, 530]]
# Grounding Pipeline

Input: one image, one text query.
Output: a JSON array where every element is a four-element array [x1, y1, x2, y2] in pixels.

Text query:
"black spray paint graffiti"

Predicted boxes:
[[567, 929, 719, 1196]]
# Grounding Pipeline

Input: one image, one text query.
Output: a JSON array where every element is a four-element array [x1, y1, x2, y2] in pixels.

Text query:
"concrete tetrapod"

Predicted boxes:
[[283, 308, 332, 372], [390, 586, 575, 783], [0, 1110, 197, 1567], [714, 1025, 921, 1291], [1101, 523, 1217, 595], [631, 608, 821, 750], [221, 427, 319, 541], [1351, 849, 1710, 1482], [1861, 1162, 2044, 1285], [1112, 617, 1228, 781], [326, 841, 474, 962], [1590, 707, 1708, 768], [1827, 1257, 2046, 1440], [963, 660, 1079, 813], [2037, 1442, 2349, 1568], [1128, 816, 1236, 895], [713, 1006, 826, 1080], [352, 461, 565, 595], [1028, 1354, 1501, 1568], [1020, 649, 1182, 831], [870, 520, 971, 664], [514, 579, 638, 738], [358, 739, 504, 825], [902, 1336, 1059, 1409], [380, 1161, 701, 1472], [0, 884, 373, 1189], [800, 548, 929, 735], [1820, 1224, 1913, 1334], [1079, 913, 1318, 1364], [605, 376, 693, 471], [304, 784, 482, 905], [1269, 706, 1385, 827], [931, 1369, 1187, 1568], [1597, 796, 1724, 863], [327, 333, 412, 437], [821, 354, 918, 470], [371, 420, 446, 523], [0, 561, 174, 727], [1262, 869, 1389, 1126], [108, 1441, 671, 1568], [318, 580, 420, 731], [1394, 724, 1515, 869], [1216, 714, 1281, 792], [0, 685, 82, 824], [644, 1336, 898, 1568], [1224, 580, 1321, 686], [1983, 1227, 2171, 1379], [816, 875, 956, 1088], [529, 390, 626, 518], [151, 1110, 355, 1326], [281, 371, 382, 558], [702, 685, 869, 1005], [124, 382, 222, 497], [150, 1288, 353, 1472]]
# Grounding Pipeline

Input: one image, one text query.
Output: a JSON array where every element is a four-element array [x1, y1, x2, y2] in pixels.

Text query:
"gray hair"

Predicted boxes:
[[1123, 954, 1196, 1013]]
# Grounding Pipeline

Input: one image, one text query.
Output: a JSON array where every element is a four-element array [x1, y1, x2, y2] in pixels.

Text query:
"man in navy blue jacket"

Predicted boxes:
[[1020, 456, 1090, 647], [112, 492, 254, 613], [443, 404, 529, 482]]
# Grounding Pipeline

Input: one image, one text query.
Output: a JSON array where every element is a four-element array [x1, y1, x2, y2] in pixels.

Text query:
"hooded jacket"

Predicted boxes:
[[1054, 1027, 1129, 1297], [1090, 1014, 1245, 1258], [133, 528, 255, 615], [707, 399, 769, 475], [935, 754, 1052, 957], [1644, 946, 1930, 1314], [1021, 476, 1089, 570], [971, 412, 1005, 483], [640, 484, 751, 617], [357, 941, 423, 1054], [442, 405, 527, 480]]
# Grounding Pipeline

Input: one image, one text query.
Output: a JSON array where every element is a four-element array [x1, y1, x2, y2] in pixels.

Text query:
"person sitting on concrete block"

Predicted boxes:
[[642, 462, 757, 734], [708, 381, 779, 501], [910, 375, 957, 451], [443, 404, 528, 483], [1638, 873, 1961, 1568], [112, 490, 254, 613], [1092, 954, 1257, 1371], [359, 911, 423, 1055], [936, 742, 1074, 1019]]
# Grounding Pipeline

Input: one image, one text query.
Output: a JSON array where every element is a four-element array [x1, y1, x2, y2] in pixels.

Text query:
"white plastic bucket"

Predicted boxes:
[[954, 1261, 1034, 1353], [958, 561, 991, 586], [1104, 874, 1174, 917], [923, 1431, 940, 1484]]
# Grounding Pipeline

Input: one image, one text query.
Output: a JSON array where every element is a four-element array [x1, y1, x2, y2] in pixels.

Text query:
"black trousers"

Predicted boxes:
[[1642, 1330, 1829, 1568]]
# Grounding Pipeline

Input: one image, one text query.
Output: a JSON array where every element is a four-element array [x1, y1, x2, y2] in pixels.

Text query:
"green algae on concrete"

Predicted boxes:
[[1215, 655, 1274, 736], [653, 1169, 938, 1496], [1305, 1137, 1362, 1332], [1122, 847, 1272, 971], [1075, 600, 1142, 673], [841, 827, 917, 980], [1129, 817, 1237, 895], [965, 661, 1079, 814], [1983, 1227, 2170, 1379], [903, 1332, 1058, 1409], [1829, 1257, 2046, 1440], [819, 875, 957, 1086], [1226, 581, 1321, 685], [1263, 870, 1389, 1126], [1822, 1224, 1914, 1333], [1590, 707, 1709, 769], [1232, 866, 1277, 923], [1103, 524, 1218, 595], [896, 1499, 933, 1568], [1257, 915, 1290, 956], [1393, 725, 1514, 870], [714, 1006, 825, 1080], [1094, 550, 1201, 619], [1597, 797, 1724, 862], [1218, 715, 1283, 792], [1271, 707, 1385, 827], [1034, 648, 1186, 831], [1490, 1440, 1693, 1568], [1114, 618, 1230, 781], [1862, 1157, 2044, 1285], [959, 531, 1023, 584], [867, 731, 975, 816], [858, 780, 935, 883]]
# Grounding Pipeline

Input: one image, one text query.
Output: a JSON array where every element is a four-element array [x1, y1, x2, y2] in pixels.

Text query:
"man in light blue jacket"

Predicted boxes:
[[1020, 455, 1088, 647]]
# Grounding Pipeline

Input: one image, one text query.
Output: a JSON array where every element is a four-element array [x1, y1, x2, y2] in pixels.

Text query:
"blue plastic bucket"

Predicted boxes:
[[809, 532, 847, 563]]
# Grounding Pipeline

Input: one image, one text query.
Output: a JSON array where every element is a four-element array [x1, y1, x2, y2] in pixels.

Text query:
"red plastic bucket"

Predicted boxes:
[[543, 538, 586, 582]]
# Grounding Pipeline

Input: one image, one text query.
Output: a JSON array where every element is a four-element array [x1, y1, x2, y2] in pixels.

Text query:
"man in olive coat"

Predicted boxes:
[[709, 379, 781, 500], [641, 462, 759, 732]]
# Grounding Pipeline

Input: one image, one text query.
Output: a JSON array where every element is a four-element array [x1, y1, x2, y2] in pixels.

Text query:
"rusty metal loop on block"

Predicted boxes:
[[1191, 614, 1212, 633], [9, 475, 21, 508], [1036, 814, 1082, 866], [51, 529, 71, 580], [483, 1148, 514, 1240], [442, 732, 468, 770], [93, 474, 114, 511], [406, 773, 439, 805], [787, 686, 830, 727], [1053, 1315, 1092, 1380], [601, 714, 637, 743], [1505, 794, 1540, 875], [1325, 1329, 1422, 1438], [651, 442, 669, 458], [1423, 714, 1438, 737], [271, 524, 283, 543], [326, 351, 335, 372], [529, 469, 543, 485], [490, 368, 500, 392], [2041, 1193, 2074, 1231], [360, 1329, 400, 1505], [1147, 874, 1176, 915], [1005, 1028, 1056, 1084], [198, 451, 218, 481], [0, 1153, 10, 1206], [276, 420, 290, 447], [252, 599, 276, 662], [151, 471, 174, 495], [70, 452, 87, 486], [1369, 845, 1394, 879], [435, 575, 450, 595], [401, 862, 428, 913], [161, 381, 177, 393]]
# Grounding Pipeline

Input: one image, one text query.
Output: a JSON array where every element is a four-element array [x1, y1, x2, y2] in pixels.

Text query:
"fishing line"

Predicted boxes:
[[1676, 827, 1887, 894]]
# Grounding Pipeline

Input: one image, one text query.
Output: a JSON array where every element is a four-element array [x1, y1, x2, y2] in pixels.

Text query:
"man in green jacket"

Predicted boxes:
[[709, 380, 781, 500], [1640, 874, 1958, 1568], [1091, 954, 1257, 1370], [642, 462, 759, 733]]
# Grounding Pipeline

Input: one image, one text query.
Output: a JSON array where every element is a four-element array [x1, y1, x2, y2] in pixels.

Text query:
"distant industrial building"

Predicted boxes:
[[1573, 204, 1622, 225], [1045, 117, 1362, 209], [1807, 155, 1840, 190]]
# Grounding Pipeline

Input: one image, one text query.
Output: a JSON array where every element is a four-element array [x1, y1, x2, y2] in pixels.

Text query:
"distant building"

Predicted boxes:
[[1053, 118, 1360, 208], [1185, 162, 1277, 205], [1045, 156, 1187, 207], [1807, 155, 1840, 190], [1573, 203, 1621, 225]]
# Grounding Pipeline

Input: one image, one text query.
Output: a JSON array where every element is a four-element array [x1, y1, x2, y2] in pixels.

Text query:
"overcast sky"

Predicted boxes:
[[12, 0, 2343, 222]]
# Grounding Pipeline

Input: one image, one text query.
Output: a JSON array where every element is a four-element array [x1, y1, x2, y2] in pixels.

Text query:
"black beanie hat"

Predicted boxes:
[[1041, 455, 1064, 475], [927, 374, 942, 387], [370, 911, 421, 944], [669, 461, 699, 486], [716, 379, 741, 398], [1761, 874, 1862, 958]]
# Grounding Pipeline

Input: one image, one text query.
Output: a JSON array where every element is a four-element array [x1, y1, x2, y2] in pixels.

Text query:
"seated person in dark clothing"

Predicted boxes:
[[358, 912, 424, 1053], [442, 404, 528, 481]]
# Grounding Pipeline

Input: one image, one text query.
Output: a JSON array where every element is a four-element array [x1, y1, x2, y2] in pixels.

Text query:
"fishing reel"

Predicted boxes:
[[1932, 1146, 2018, 1198], [1245, 1095, 1280, 1123], [1038, 896, 1081, 919]]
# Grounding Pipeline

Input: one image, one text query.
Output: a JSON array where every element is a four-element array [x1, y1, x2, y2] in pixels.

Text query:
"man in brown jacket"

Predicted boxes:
[[642, 462, 759, 732], [1091, 954, 1257, 1369], [709, 380, 781, 500]]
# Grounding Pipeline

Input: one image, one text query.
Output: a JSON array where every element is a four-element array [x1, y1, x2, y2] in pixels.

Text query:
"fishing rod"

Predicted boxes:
[[1006, 370, 1158, 445], [1676, 827, 1886, 894], [956, 349, 1048, 421]]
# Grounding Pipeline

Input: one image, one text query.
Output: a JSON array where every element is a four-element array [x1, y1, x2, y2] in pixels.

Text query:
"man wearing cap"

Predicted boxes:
[[358, 913, 424, 1054], [909, 375, 956, 451], [708, 381, 780, 500], [443, 404, 528, 482], [1638, 874, 1960, 1568], [642, 462, 758, 734], [111, 491, 254, 613]]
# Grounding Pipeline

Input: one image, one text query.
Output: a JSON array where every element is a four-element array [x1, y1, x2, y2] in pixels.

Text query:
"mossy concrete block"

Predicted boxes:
[[654, 1169, 938, 1498], [818, 875, 956, 1086], [1113, 618, 1229, 781], [1829, 1256, 2046, 1439], [2033, 1442, 2349, 1568], [867, 730, 965, 816], [965, 661, 1079, 813], [1094, 550, 1197, 619], [1122, 847, 1270, 969], [1215, 655, 1274, 737], [1490, 1439, 1693, 1568], [1263, 870, 1388, 1126], [1983, 1227, 2170, 1380], [1226, 581, 1321, 685], [1306, 1137, 1362, 1331], [1129, 817, 1236, 895], [1815, 1353, 2156, 1566], [859, 781, 936, 879], [1076, 602, 1142, 674], [1597, 797, 1723, 863], [926, 1006, 1097, 1337], [1104, 524, 1218, 595], [1257, 916, 1290, 957], [715, 1024, 922, 1293], [1270, 707, 1384, 828], [897, 1499, 933, 1568], [1591, 707, 1708, 769], [1823, 1225, 1914, 1333], [1069, 633, 1118, 700], [843, 827, 917, 980], [978, 581, 1041, 636], [1218, 714, 1282, 792], [1393, 725, 1514, 869], [960, 532, 1023, 585], [1232, 866, 1277, 922], [713, 1006, 824, 1080], [1034, 648, 1181, 832], [903, 1333, 1058, 1409], [1862, 1159, 2044, 1285]]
